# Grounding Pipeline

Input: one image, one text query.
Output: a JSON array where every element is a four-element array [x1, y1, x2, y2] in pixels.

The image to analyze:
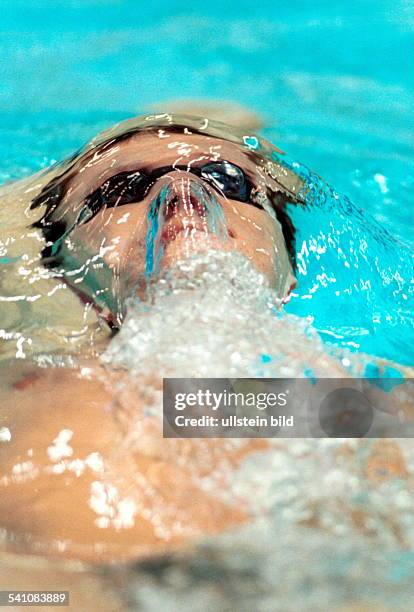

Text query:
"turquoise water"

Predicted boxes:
[[0, 0, 413, 363]]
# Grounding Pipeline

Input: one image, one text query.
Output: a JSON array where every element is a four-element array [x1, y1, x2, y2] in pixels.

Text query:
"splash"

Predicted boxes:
[[272, 150, 414, 364], [1, 112, 411, 365], [104, 250, 344, 379]]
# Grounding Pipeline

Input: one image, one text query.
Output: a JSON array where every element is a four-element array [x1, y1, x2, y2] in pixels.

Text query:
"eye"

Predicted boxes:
[[200, 161, 248, 201], [84, 170, 150, 220]]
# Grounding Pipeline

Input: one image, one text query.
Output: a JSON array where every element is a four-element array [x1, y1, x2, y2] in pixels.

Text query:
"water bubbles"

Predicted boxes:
[[104, 250, 340, 380], [0, 427, 11, 443]]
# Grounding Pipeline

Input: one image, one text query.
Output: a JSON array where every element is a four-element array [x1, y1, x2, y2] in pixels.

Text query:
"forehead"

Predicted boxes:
[[33, 115, 306, 223], [140, 130, 255, 167], [84, 130, 259, 173], [59, 130, 268, 209]]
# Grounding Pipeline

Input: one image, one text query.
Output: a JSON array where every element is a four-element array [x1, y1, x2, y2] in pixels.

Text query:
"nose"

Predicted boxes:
[[164, 179, 207, 219], [149, 173, 215, 220], [145, 174, 229, 277]]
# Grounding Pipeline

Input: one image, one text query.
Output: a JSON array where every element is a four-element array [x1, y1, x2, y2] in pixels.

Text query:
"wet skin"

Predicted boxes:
[[0, 116, 301, 561], [0, 362, 267, 562], [50, 131, 297, 319], [1, 355, 412, 563], [2, 114, 412, 565]]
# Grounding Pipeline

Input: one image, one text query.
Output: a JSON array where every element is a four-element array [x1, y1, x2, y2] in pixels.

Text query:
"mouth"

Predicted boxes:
[[160, 217, 233, 248]]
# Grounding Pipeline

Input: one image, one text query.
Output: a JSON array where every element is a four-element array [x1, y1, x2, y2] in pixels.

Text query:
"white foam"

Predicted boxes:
[[104, 250, 336, 379]]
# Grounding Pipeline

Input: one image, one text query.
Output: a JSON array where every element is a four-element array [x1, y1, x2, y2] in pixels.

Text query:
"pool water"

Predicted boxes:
[[0, 0, 412, 364], [0, 4, 414, 609]]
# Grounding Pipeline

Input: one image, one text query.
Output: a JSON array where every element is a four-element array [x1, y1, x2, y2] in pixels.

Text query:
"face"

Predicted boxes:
[[31, 115, 302, 326]]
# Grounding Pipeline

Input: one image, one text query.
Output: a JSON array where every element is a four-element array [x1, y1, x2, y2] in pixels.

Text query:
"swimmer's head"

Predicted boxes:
[[30, 114, 305, 326]]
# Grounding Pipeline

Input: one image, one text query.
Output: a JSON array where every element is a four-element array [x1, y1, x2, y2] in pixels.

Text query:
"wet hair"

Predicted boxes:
[[268, 192, 297, 267]]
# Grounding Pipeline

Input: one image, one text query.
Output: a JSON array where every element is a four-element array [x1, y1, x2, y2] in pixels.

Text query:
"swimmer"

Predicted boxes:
[[0, 113, 305, 358], [29, 113, 299, 330], [0, 114, 412, 568], [0, 113, 305, 563]]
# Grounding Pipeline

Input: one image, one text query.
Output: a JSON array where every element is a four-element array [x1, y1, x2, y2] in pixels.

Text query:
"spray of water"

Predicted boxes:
[[104, 250, 344, 380]]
